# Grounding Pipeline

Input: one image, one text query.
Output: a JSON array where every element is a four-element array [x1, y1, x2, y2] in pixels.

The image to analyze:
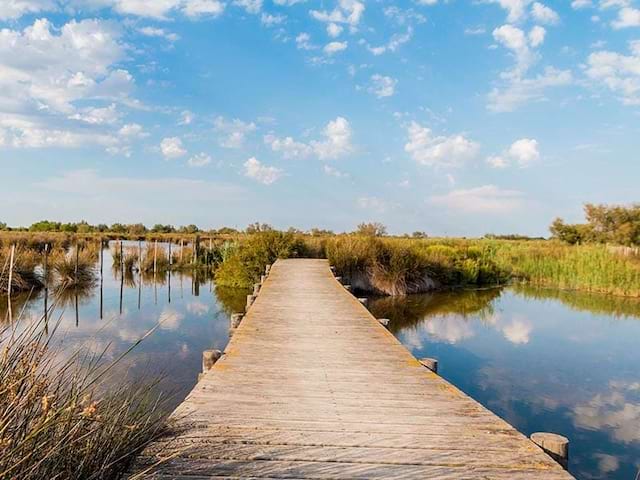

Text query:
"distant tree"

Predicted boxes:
[[75, 221, 93, 233], [151, 224, 175, 233], [549, 218, 590, 245], [412, 231, 428, 239], [0, 222, 7, 230], [127, 223, 147, 235], [110, 223, 127, 234], [180, 224, 200, 234], [310, 228, 334, 236], [216, 227, 239, 235], [96, 224, 109, 233], [29, 220, 61, 232], [356, 222, 387, 237], [246, 222, 273, 234]]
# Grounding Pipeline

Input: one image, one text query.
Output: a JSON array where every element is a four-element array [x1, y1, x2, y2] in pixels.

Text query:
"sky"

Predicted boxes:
[[0, 0, 639, 236]]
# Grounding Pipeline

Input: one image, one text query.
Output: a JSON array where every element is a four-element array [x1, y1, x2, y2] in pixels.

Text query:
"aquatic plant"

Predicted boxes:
[[52, 245, 98, 287], [0, 300, 169, 479], [0, 246, 43, 294]]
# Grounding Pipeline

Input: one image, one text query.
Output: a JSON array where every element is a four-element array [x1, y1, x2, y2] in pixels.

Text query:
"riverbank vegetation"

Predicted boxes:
[[0, 305, 168, 479]]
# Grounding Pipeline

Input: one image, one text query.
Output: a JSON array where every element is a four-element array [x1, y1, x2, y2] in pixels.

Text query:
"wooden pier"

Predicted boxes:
[[130, 259, 575, 479]]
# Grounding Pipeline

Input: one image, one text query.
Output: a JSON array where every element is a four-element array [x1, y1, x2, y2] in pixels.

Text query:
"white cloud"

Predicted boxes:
[[118, 123, 147, 137], [261, 12, 286, 25], [69, 104, 120, 125], [233, 0, 262, 14], [488, 138, 540, 168], [405, 122, 479, 168], [187, 152, 212, 167], [138, 26, 180, 41], [502, 318, 532, 344], [528, 25, 546, 47], [612, 7, 640, 28], [295, 32, 315, 50], [367, 28, 412, 56], [214, 116, 257, 148], [310, 0, 365, 27], [586, 41, 640, 105], [160, 137, 187, 159], [243, 157, 283, 184], [264, 134, 313, 159], [323, 164, 348, 177], [488, 66, 572, 112], [368, 74, 397, 98], [324, 41, 347, 55], [0, 0, 56, 20], [327, 22, 343, 37], [182, 0, 225, 17], [531, 2, 559, 24], [428, 185, 525, 213], [487, 0, 532, 23], [571, 0, 593, 8], [179, 110, 194, 125], [311, 116, 354, 159]]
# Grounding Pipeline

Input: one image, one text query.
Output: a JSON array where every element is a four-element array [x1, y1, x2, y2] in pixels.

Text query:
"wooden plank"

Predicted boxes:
[[129, 259, 574, 479]]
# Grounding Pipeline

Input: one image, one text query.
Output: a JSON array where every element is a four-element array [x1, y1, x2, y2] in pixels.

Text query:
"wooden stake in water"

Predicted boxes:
[[7, 244, 15, 298], [44, 244, 49, 323], [153, 240, 158, 274], [138, 239, 143, 272], [180, 238, 184, 265], [99, 239, 104, 278], [74, 244, 79, 284], [120, 240, 124, 274], [169, 241, 173, 267]]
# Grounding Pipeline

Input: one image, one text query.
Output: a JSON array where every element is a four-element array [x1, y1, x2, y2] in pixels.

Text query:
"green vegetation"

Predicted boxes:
[[0, 308, 168, 480], [551, 203, 640, 246]]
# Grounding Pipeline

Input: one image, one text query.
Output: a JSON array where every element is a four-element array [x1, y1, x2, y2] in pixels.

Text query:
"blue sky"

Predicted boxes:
[[0, 0, 639, 235]]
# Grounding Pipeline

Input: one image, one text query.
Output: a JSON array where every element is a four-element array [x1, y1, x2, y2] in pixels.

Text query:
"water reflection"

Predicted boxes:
[[0, 243, 247, 411], [369, 286, 640, 480]]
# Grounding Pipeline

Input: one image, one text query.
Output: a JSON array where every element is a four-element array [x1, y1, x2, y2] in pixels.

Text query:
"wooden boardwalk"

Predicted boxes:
[[130, 259, 575, 479]]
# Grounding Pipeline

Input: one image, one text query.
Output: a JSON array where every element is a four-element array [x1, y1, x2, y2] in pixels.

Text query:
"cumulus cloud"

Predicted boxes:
[[586, 40, 640, 105], [243, 157, 283, 184], [366, 28, 413, 56], [405, 122, 479, 168], [487, 138, 540, 168], [214, 116, 257, 148], [264, 117, 354, 161], [310, 0, 365, 28], [611, 6, 640, 28], [531, 2, 559, 24], [368, 74, 397, 98], [486, 0, 532, 23], [428, 185, 525, 213], [138, 26, 180, 41], [0, 0, 56, 20], [160, 137, 187, 159]]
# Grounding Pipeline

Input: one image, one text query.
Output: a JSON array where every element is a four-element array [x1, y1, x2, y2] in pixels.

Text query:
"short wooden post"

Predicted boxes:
[[75, 244, 79, 283], [7, 244, 15, 297], [531, 433, 569, 469], [180, 238, 184, 264], [330, 266, 336, 274], [358, 297, 368, 306], [246, 294, 256, 311], [377, 318, 390, 328], [119, 240, 124, 273], [265, 264, 271, 275], [138, 239, 143, 271], [230, 313, 244, 329], [99, 239, 103, 278], [202, 349, 223, 372], [168, 241, 172, 267], [260, 275, 266, 284], [253, 283, 260, 295], [344, 284, 352, 292], [335, 276, 343, 283], [419, 358, 438, 374]]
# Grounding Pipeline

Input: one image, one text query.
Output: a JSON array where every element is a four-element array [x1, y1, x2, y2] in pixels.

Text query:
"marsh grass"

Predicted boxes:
[[0, 246, 43, 294], [0, 294, 170, 480], [52, 245, 98, 288]]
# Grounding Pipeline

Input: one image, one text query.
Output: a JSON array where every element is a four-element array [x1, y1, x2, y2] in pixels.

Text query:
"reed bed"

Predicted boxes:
[[52, 245, 99, 288], [0, 246, 43, 294], [0, 303, 169, 479]]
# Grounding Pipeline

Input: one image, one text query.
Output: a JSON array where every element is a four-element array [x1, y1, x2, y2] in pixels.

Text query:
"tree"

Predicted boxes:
[[356, 222, 387, 237], [246, 223, 273, 234], [110, 223, 127, 234], [29, 220, 61, 232], [412, 231, 428, 239], [127, 223, 147, 235], [0, 222, 7, 230], [180, 224, 199, 234]]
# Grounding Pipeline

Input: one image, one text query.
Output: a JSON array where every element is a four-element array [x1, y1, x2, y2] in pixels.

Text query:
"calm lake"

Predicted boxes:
[[2, 245, 639, 480]]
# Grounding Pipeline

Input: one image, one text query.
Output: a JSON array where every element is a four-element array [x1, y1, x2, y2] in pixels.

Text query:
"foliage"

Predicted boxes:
[[215, 231, 308, 288], [551, 203, 640, 246], [0, 312, 168, 480], [355, 222, 387, 237]]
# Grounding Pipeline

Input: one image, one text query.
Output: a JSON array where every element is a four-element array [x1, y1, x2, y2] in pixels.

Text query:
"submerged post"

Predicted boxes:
[[246, 294, 256, 311], [153, 240, 158, 274], [419, 358, 439, 374], [531, 433, 569, 470]]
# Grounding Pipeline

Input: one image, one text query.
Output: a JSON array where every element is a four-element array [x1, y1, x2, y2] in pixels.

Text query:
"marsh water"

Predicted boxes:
[[2, 245, 639, 480]]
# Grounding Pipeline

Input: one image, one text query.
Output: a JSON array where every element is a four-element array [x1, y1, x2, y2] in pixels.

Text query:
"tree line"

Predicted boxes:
[[550, 203, 640, 246]]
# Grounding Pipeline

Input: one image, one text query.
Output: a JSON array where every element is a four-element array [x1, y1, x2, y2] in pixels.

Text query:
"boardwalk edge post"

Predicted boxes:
[[377, 318, 390, 328], [419, 357, 439, 374], [199, 349, 223, 381], [531, 432, 570, 470], [246, 294, 256, 311]]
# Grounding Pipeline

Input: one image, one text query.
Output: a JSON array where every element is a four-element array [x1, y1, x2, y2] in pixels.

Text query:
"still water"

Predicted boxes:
[[2, 245, 639, 479], [368, 287, 640, 480]]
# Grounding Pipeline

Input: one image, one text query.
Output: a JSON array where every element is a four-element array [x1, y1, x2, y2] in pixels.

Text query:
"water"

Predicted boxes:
[[368, 287, 640, 480], [0, 243, 248, 410], [2, 246, 639, 479]]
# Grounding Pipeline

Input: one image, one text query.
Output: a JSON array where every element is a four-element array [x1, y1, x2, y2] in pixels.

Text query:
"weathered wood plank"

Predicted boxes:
[[129, 259, 574, 479]]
